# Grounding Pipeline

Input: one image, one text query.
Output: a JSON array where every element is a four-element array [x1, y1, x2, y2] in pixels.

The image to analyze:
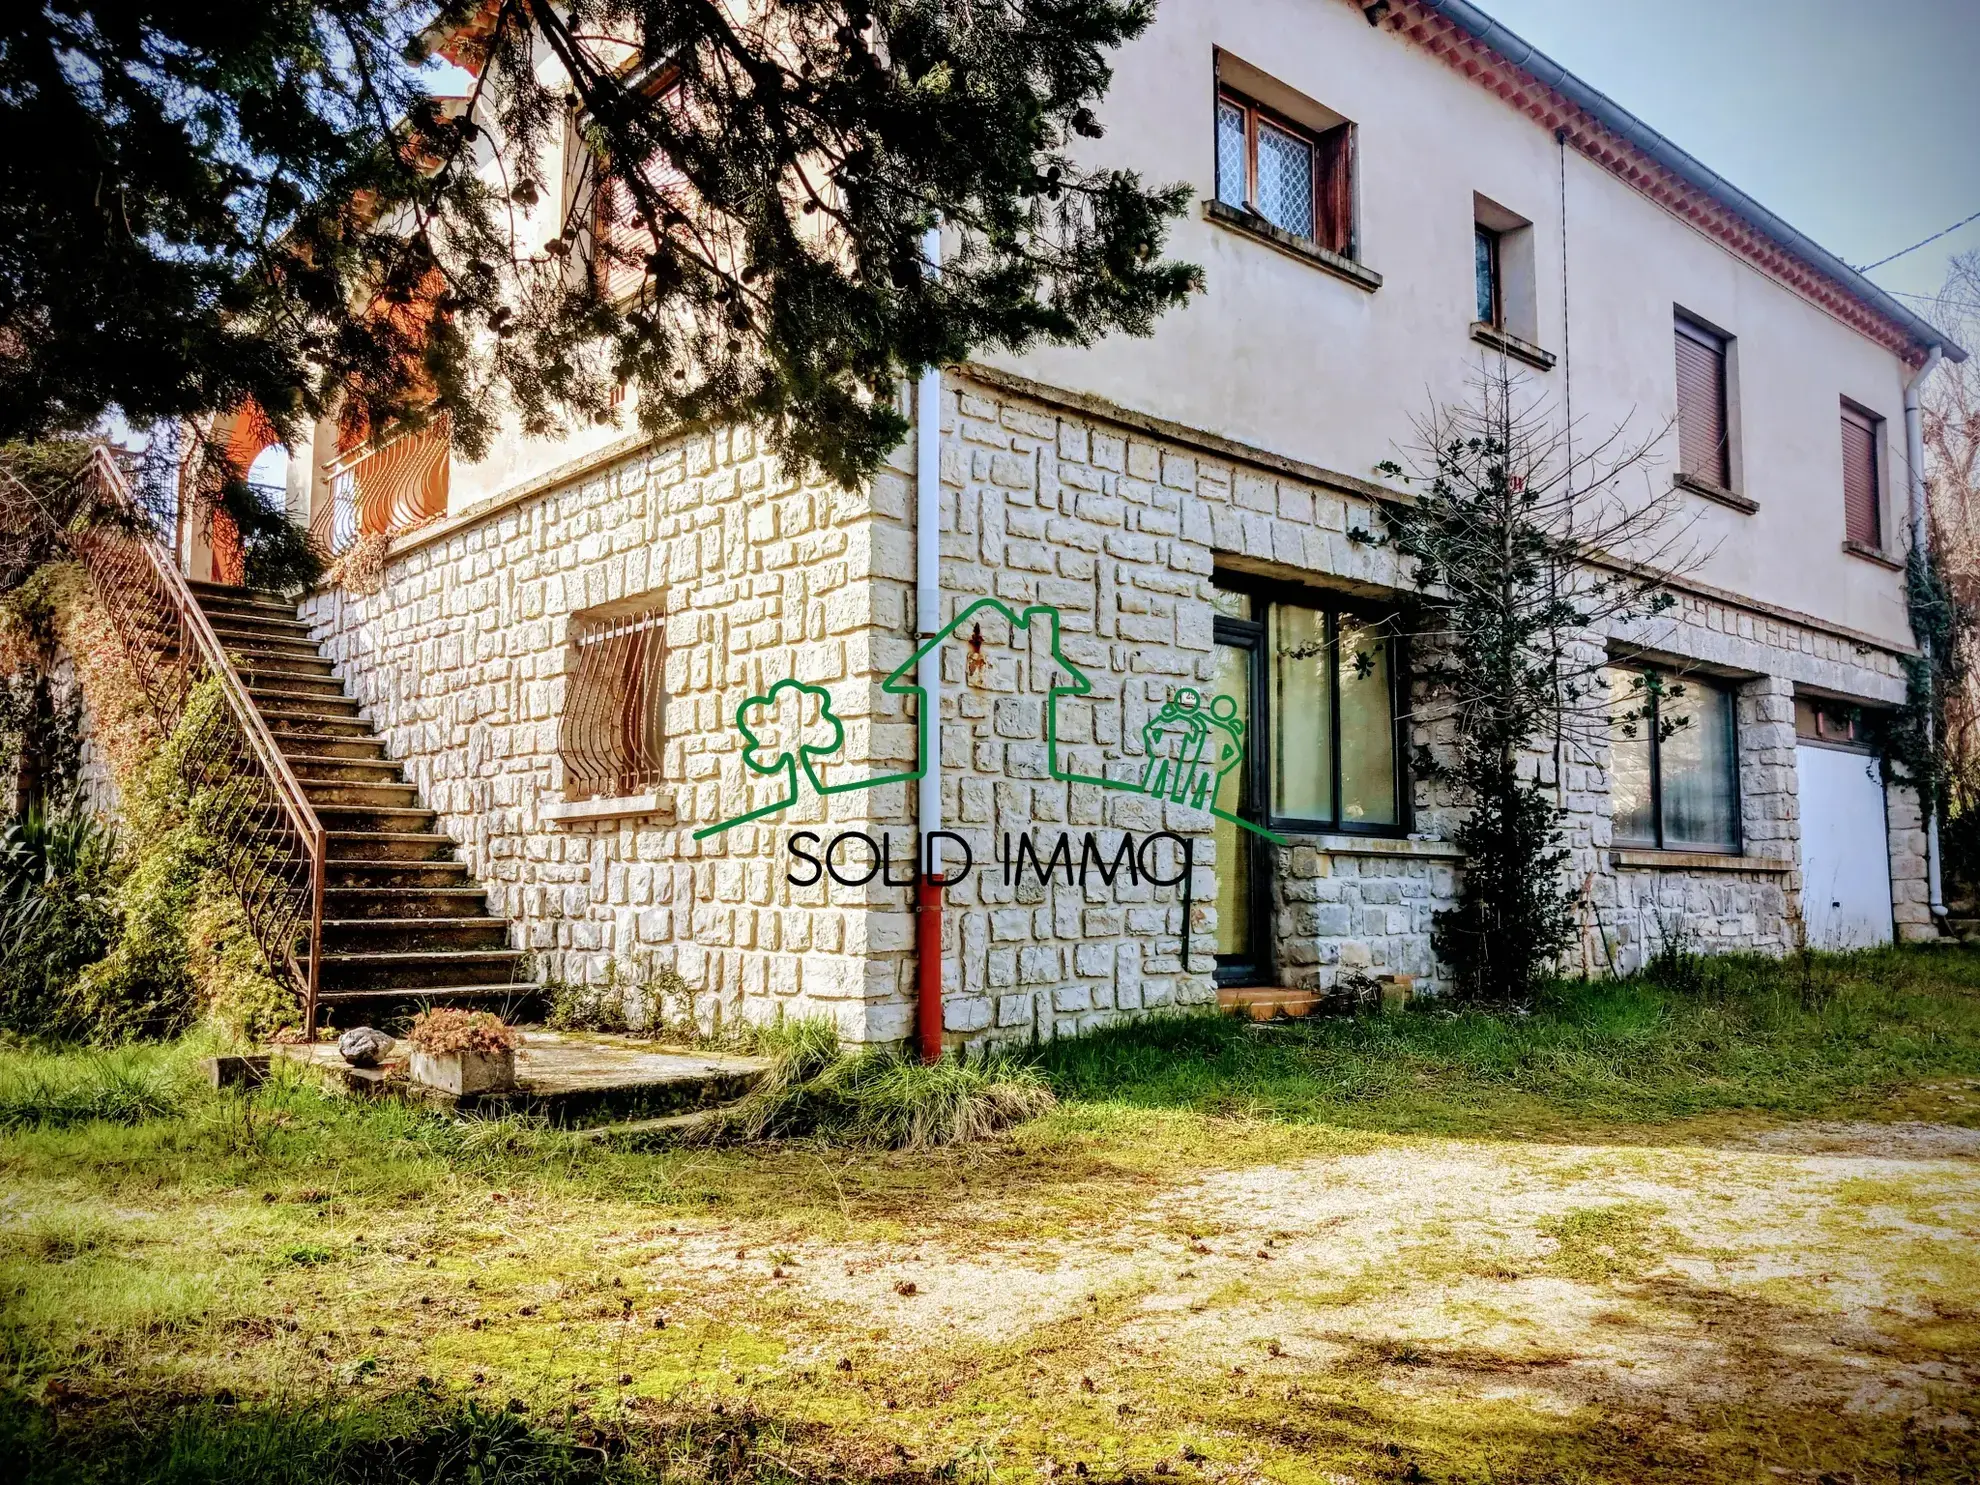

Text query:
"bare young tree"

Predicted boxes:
[[1377, 360, 1703, 1001]]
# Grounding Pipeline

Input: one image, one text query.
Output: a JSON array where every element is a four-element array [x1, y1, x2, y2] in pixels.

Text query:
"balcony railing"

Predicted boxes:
[[318, 416, 450, 556]]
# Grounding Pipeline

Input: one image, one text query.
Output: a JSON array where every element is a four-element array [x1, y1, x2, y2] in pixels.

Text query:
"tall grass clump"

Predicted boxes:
[[0, 1044, 188, 1129], [694, 1019, 1056, 1150]]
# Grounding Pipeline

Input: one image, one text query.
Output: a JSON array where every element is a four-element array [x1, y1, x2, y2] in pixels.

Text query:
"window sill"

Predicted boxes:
[[1276, 831, 1464, 861], [1673, 472, 1758, 515], [1841, 538, 1903, 572], [543, 791, 675, 826], [1203, 200, 1382, 293], [1469, 322, 1556, 371], [1609, 848, 1790, 873]]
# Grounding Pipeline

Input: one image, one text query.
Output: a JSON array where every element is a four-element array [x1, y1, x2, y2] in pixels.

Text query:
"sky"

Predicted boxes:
[[1469, 0, 1980, 322]]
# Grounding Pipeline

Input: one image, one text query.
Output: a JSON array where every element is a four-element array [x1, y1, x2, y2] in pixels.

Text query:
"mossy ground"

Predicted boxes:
[[5, 948, 1980, 1482]]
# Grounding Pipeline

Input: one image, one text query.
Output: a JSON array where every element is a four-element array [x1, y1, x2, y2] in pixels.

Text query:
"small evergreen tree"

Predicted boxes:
[[1381, 364, 1693, 1003]]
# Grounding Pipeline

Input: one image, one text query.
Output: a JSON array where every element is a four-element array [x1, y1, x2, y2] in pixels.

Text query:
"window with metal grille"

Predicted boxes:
[[1214, 90, 1353, 256], [560, 606, 666, 801], [1674, 315, 1732, 490], [1841, 401, 1882, 548]]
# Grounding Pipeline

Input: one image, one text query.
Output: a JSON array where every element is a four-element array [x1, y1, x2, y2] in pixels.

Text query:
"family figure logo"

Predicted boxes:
[[693, 597, 1285, 846]]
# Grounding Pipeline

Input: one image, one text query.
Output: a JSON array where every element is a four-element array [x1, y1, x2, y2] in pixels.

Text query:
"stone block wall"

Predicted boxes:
[[296, 367, 1931, 1047], [300, 424, 925, 1041]]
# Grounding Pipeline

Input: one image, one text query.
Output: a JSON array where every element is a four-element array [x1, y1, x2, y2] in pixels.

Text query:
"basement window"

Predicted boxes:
[[560, 603, 667, 802]]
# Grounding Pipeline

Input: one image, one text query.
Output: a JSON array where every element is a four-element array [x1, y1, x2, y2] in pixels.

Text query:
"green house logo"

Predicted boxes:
[[695, 597, 1284, 844]]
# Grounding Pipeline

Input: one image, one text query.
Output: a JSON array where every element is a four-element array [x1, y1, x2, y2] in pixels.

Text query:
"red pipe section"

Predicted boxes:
[[916, 872, 944, 1063]]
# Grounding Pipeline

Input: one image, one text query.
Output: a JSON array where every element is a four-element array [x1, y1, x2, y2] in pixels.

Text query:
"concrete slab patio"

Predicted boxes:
[[273, 1028, 771, 1123]]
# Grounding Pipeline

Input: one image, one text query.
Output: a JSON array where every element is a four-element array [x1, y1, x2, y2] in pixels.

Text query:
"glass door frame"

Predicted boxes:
[[1212, 612, 1274, 987]]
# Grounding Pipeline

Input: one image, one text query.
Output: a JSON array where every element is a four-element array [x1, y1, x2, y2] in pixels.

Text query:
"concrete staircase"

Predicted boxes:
[[189, 580, 531, 1025]]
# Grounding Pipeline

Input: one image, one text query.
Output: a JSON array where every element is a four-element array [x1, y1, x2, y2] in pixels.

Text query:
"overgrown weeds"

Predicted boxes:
[[693, 1019, 1057, 1150], [0, 1044, 187, 1129]]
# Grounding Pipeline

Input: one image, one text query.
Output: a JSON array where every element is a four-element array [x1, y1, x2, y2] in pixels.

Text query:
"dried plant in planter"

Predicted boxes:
[[405, 1008, 520, 1056]]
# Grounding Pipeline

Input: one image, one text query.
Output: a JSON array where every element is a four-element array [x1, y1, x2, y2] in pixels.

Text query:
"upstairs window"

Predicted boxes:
[[561, 604, 666, 801], [1474, 223, 1501, 327], [1215, 90, 1353, 256], [1609, 667, 1740, 853], [588, 78, 691, 305], [1841, 401, 1883, 548], [1674, 315, 1733, 491]]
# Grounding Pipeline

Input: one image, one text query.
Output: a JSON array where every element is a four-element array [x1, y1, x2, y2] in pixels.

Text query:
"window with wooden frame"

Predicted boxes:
[[1608, 666, 1740, 853], [1840, 401, 1883, 548], [1214, 90, 1353, 256], [560, 604, 666, 801], [1474, 223, 1502, 328], [1674, 314, 1733, 490], [1211, 581, 1408, 835]]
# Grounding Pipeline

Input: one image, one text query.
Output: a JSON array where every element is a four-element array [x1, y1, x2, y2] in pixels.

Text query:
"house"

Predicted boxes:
[[211, 0, 1960, 1045]]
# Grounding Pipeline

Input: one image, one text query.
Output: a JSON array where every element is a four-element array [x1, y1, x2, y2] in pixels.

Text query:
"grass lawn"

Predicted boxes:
[[4, 947, 1980, 1483]]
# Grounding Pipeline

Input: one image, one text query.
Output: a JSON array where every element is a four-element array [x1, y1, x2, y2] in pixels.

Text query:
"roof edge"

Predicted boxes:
[[1410, 0, 1967, 363]]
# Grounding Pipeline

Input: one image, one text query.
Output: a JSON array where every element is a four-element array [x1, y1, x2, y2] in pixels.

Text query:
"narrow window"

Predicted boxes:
[[590, 78, 690, 305], [1607, 667, 1739, 853], [1674, 315, 1732, 490], [1214, 90, 1354, 256], [1474, 223, 1502, 327], [1841, 402, 1882, 548], [561, 605, 667, 800]]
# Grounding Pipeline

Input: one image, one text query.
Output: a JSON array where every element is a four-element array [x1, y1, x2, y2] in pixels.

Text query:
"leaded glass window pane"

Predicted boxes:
[[1270, 604, 1332, 820], [1254, 120, 1314, 237], [1338, 619, 1395, 825], [1216, 100, 1248, 211]]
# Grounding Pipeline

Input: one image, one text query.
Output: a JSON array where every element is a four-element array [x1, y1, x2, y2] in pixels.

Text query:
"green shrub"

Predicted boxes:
[[185, 877, 298, 1041], [0, 800, 122, 1039]]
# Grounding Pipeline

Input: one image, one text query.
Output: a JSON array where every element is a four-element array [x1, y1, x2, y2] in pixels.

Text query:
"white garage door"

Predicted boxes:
[[1798, 744, 1893, 950]]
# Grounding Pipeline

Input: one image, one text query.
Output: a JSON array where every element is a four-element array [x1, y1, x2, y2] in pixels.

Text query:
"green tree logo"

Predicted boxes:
[[696, 679, 855, 838]]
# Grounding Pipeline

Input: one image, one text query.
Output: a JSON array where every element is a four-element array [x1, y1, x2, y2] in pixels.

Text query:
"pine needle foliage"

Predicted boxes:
[[3, 1, 1198, 488]]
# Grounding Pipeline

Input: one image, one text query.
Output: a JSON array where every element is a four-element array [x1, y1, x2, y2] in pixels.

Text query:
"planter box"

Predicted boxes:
[[410, 1047, 517, 1096]]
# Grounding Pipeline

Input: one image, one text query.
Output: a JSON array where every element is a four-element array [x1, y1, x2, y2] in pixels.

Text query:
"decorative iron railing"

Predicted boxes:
[[68, 447, 328, 1033], [559, 606, 666, 800], [317, 416, 450, 556]]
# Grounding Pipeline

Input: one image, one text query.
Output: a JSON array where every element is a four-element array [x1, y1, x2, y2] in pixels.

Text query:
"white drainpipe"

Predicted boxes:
[[916, 226, 944, 875], [1905, 343, 1946, 920]]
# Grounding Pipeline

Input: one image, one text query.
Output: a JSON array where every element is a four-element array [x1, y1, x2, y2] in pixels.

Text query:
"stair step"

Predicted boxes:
[[287, 753, 403, 783], [188, 590, 303, 622], [315, 804, 437, 832], [299, 779, 421, 809], [324, 887, 489, 918], [264, 714, 375, 740], [269, 730, 385, 757], [328, 831, 459, 862], [207, 613, 316, 641], [313, 985, 543, 1023], [230, 652, 337, 680], [249, 686, 362, 714], [325, 860, 473, 889], [320, 949, 526, 992], [242, 671, 347, 700], [324, 917, 512, 952], [211, 633, 326, 662]]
